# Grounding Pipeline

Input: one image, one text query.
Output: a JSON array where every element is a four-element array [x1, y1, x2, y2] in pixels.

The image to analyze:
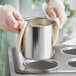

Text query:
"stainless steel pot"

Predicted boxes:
[[17, 17, 59, 60]]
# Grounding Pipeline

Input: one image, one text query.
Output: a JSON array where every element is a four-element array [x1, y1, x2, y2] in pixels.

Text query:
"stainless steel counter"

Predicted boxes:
[[8, 45, 76, 76]]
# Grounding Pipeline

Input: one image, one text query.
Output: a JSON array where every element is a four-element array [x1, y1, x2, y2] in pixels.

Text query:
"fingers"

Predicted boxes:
[[6, 12, 18, 28], [3, 5, 23, 33], [13, 10, 23, 21], [54, 8, 63, 22], [5, 12, 20, 33], [54, 7, 66, 25], [6, 25, 20, 33], [46, 6, 66, 26], [0, 23, 18, 33], [45, 0, 67, 27], [46, 8, 57, 18], [4, 5, 23, 33]]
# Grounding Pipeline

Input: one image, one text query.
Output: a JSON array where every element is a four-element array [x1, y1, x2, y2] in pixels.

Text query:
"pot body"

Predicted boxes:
[[22, 18, 54, 60]]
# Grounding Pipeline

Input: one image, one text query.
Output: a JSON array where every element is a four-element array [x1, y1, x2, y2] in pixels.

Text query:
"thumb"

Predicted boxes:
[[13, 10, 23, 21]]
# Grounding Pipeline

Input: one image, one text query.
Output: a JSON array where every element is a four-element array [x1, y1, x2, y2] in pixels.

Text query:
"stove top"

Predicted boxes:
[[8, 45, 76, 76]]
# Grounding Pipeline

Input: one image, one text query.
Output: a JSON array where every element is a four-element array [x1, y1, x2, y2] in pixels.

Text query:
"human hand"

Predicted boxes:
[[0, 5, 23, 33], [45, 0, 67, 27]]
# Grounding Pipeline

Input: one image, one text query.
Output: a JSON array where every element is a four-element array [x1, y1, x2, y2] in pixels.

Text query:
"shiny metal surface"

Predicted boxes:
[[61, 47, 76, 55], [12, 48, 59, 74], [67, 58, 76, 68], [8, 45, 76, 76], [25, 59, 59, 70], [23, 59, 59, 73], [22, 18, 54, 60]]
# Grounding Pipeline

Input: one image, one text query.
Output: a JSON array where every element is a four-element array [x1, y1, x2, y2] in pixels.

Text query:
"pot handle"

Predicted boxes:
[[17, 21, 27, 52]]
